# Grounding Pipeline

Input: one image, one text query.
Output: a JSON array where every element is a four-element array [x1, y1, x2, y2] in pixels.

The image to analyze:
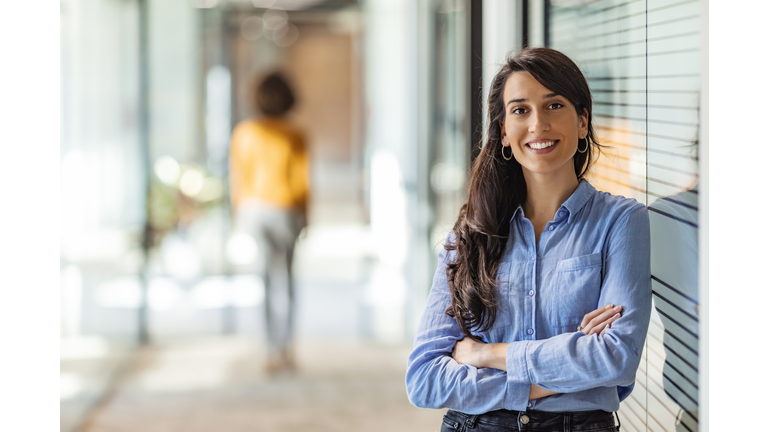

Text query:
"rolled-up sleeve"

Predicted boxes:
[[405, 233, 531, 414], [504, 205, 652, 396]]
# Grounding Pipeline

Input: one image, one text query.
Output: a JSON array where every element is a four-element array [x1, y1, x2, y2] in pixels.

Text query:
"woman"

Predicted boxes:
[[405, 48, 651, 431], [229, 72, 309, 373]]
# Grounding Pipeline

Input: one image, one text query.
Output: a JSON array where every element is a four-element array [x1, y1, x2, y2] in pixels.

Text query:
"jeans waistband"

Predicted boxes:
[[445, 408, 618, 431]]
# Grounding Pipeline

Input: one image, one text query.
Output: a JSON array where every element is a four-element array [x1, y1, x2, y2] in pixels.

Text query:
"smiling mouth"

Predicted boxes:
[[526, 140, 558, 150]]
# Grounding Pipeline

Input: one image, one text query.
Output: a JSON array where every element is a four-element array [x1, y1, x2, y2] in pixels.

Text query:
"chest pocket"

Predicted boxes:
[[553, 252, 602, 331]]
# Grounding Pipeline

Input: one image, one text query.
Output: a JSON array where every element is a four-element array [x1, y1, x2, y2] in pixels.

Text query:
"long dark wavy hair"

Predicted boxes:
[[445, 47, 604, 340]]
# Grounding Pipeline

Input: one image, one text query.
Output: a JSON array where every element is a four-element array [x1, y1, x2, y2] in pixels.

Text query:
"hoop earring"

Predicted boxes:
[[501, 145, 513, 161], [577, 138, 588, 154]]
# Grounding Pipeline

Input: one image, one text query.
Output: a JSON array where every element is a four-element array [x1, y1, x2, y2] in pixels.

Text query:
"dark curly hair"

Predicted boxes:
[[253, 72, 296, 117]]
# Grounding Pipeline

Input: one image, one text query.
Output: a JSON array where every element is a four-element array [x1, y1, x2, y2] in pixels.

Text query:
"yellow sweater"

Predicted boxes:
[[229, 118, 309, 213]]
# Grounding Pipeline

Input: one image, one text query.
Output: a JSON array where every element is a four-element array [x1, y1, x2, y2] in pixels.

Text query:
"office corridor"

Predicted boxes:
[[58, 0, 707, 430], [76, 337, 443, 432]]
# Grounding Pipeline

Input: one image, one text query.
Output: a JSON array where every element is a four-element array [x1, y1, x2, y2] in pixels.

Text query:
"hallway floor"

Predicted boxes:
[[78, 337, 445, 432]]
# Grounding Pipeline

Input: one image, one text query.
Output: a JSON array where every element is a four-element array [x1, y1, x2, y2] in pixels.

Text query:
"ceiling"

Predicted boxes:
[[223, 0, 358, 11]]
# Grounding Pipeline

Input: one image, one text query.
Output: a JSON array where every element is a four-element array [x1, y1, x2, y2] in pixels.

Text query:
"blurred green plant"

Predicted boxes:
[[145, 161, 225, 250]]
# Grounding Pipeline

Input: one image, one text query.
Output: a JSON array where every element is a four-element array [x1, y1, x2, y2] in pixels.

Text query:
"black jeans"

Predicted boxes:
[[441, 409, 619, 432]]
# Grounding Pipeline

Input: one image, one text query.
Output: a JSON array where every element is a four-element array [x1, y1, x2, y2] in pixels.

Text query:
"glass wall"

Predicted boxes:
[[61, 0, 370, 428], [549, 1, 701, 431], [430, 0, 469, 263], [61, 0, 453, 429], [60, 0, 144, 429]]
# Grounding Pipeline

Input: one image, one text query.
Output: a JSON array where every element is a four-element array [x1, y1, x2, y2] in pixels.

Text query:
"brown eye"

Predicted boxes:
[[548, 103, 564, 110], [511, 108, 527, 115]]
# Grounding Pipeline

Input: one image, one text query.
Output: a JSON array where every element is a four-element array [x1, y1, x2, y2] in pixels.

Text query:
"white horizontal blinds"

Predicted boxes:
[[646, 0, 699, 208], [550, 0, 648, 206], [551, 1, 702, 431], [645, 0, 700, 431]]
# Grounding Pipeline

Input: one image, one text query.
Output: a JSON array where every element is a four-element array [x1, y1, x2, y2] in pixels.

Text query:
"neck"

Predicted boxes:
[[521, 169, 580, 221]]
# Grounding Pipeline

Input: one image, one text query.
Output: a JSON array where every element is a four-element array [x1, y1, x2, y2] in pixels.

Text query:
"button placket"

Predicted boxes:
[[529, 237, 538, 342], [529, 253, 536, 339], [527, 222, 538, 344]]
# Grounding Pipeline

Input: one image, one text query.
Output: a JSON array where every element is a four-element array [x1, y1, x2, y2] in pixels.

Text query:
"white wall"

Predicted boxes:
[[481, 0, 522, 137]]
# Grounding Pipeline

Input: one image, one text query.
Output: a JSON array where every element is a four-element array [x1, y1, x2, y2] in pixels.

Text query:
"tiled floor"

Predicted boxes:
[[78, 337, 445, 432]]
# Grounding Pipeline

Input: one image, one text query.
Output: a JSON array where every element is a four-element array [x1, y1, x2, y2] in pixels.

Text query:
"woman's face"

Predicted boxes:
[[500, 71, 588, 179]]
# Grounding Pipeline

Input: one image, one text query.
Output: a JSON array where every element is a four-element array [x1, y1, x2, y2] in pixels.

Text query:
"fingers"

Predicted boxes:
[[588, 311, 621, 335], [451, 337, 465, 363], [580, 304, 614, 330], [581, 305, 623, 334], [580, 304, 612, 333]]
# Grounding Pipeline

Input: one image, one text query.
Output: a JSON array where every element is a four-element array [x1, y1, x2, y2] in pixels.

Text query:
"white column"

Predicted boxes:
[[482, 0, 522, 138], [362, 0, 418, 344], [527, 0, 546, 47], [697, 0, 709, 429]]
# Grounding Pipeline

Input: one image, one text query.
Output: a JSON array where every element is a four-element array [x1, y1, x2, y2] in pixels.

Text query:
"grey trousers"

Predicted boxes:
[[235, 201, 303, 357]]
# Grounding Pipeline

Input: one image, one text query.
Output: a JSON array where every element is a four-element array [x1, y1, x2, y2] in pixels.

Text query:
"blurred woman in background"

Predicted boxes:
[[406, 48, 651, 431], [229, 72, 309, 374]]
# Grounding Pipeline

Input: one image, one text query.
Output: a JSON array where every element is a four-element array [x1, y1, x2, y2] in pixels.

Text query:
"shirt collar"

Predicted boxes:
[[560, 179, 596, 222], [509, 179, 596, 223], [511, 204, 523, 221]]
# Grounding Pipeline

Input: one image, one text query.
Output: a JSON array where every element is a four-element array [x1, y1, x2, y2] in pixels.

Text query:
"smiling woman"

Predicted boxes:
[[405, 48, 652, 432], [500, 72, 588, 178]]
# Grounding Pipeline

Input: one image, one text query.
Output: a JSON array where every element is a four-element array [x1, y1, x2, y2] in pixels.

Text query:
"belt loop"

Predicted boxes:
[[614, 411, 622, 431], [563, 412, 571, 432], [516, 411, 522, 431], [465, 414, 478, 429]]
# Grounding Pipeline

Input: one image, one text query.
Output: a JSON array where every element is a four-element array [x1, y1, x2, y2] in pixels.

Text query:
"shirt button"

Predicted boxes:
[[527, 402, 533, 408], [528, 290, 534, 296], [548, 225, 555, 231], [527, 328, 534, 335], [531, 256, 536, 261], [558, 211, 564, 218]]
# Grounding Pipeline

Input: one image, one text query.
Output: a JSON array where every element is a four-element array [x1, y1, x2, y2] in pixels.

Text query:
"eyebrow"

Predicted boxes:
[[506, 92, 560, 106]]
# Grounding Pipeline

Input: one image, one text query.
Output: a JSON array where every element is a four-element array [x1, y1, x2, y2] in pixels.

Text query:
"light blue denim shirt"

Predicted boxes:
[[406, 180, 652, 414]]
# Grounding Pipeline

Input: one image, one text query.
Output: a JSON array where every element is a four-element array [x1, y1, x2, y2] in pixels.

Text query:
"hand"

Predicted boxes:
[[451, 337, 486, 368], [579, 304, 623, 336], [530, 384, 558, 400]]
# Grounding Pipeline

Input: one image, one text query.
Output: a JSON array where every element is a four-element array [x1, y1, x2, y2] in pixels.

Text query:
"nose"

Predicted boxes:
[[529, 109, 550, 135]]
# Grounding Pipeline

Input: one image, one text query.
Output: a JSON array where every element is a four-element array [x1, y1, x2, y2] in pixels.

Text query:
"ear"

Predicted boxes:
[[498, 119, 506, 138], [578, 107, 589, 139]]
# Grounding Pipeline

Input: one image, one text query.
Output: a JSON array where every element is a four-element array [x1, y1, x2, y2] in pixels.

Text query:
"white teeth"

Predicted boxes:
[[528, 140, 556, 149]]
